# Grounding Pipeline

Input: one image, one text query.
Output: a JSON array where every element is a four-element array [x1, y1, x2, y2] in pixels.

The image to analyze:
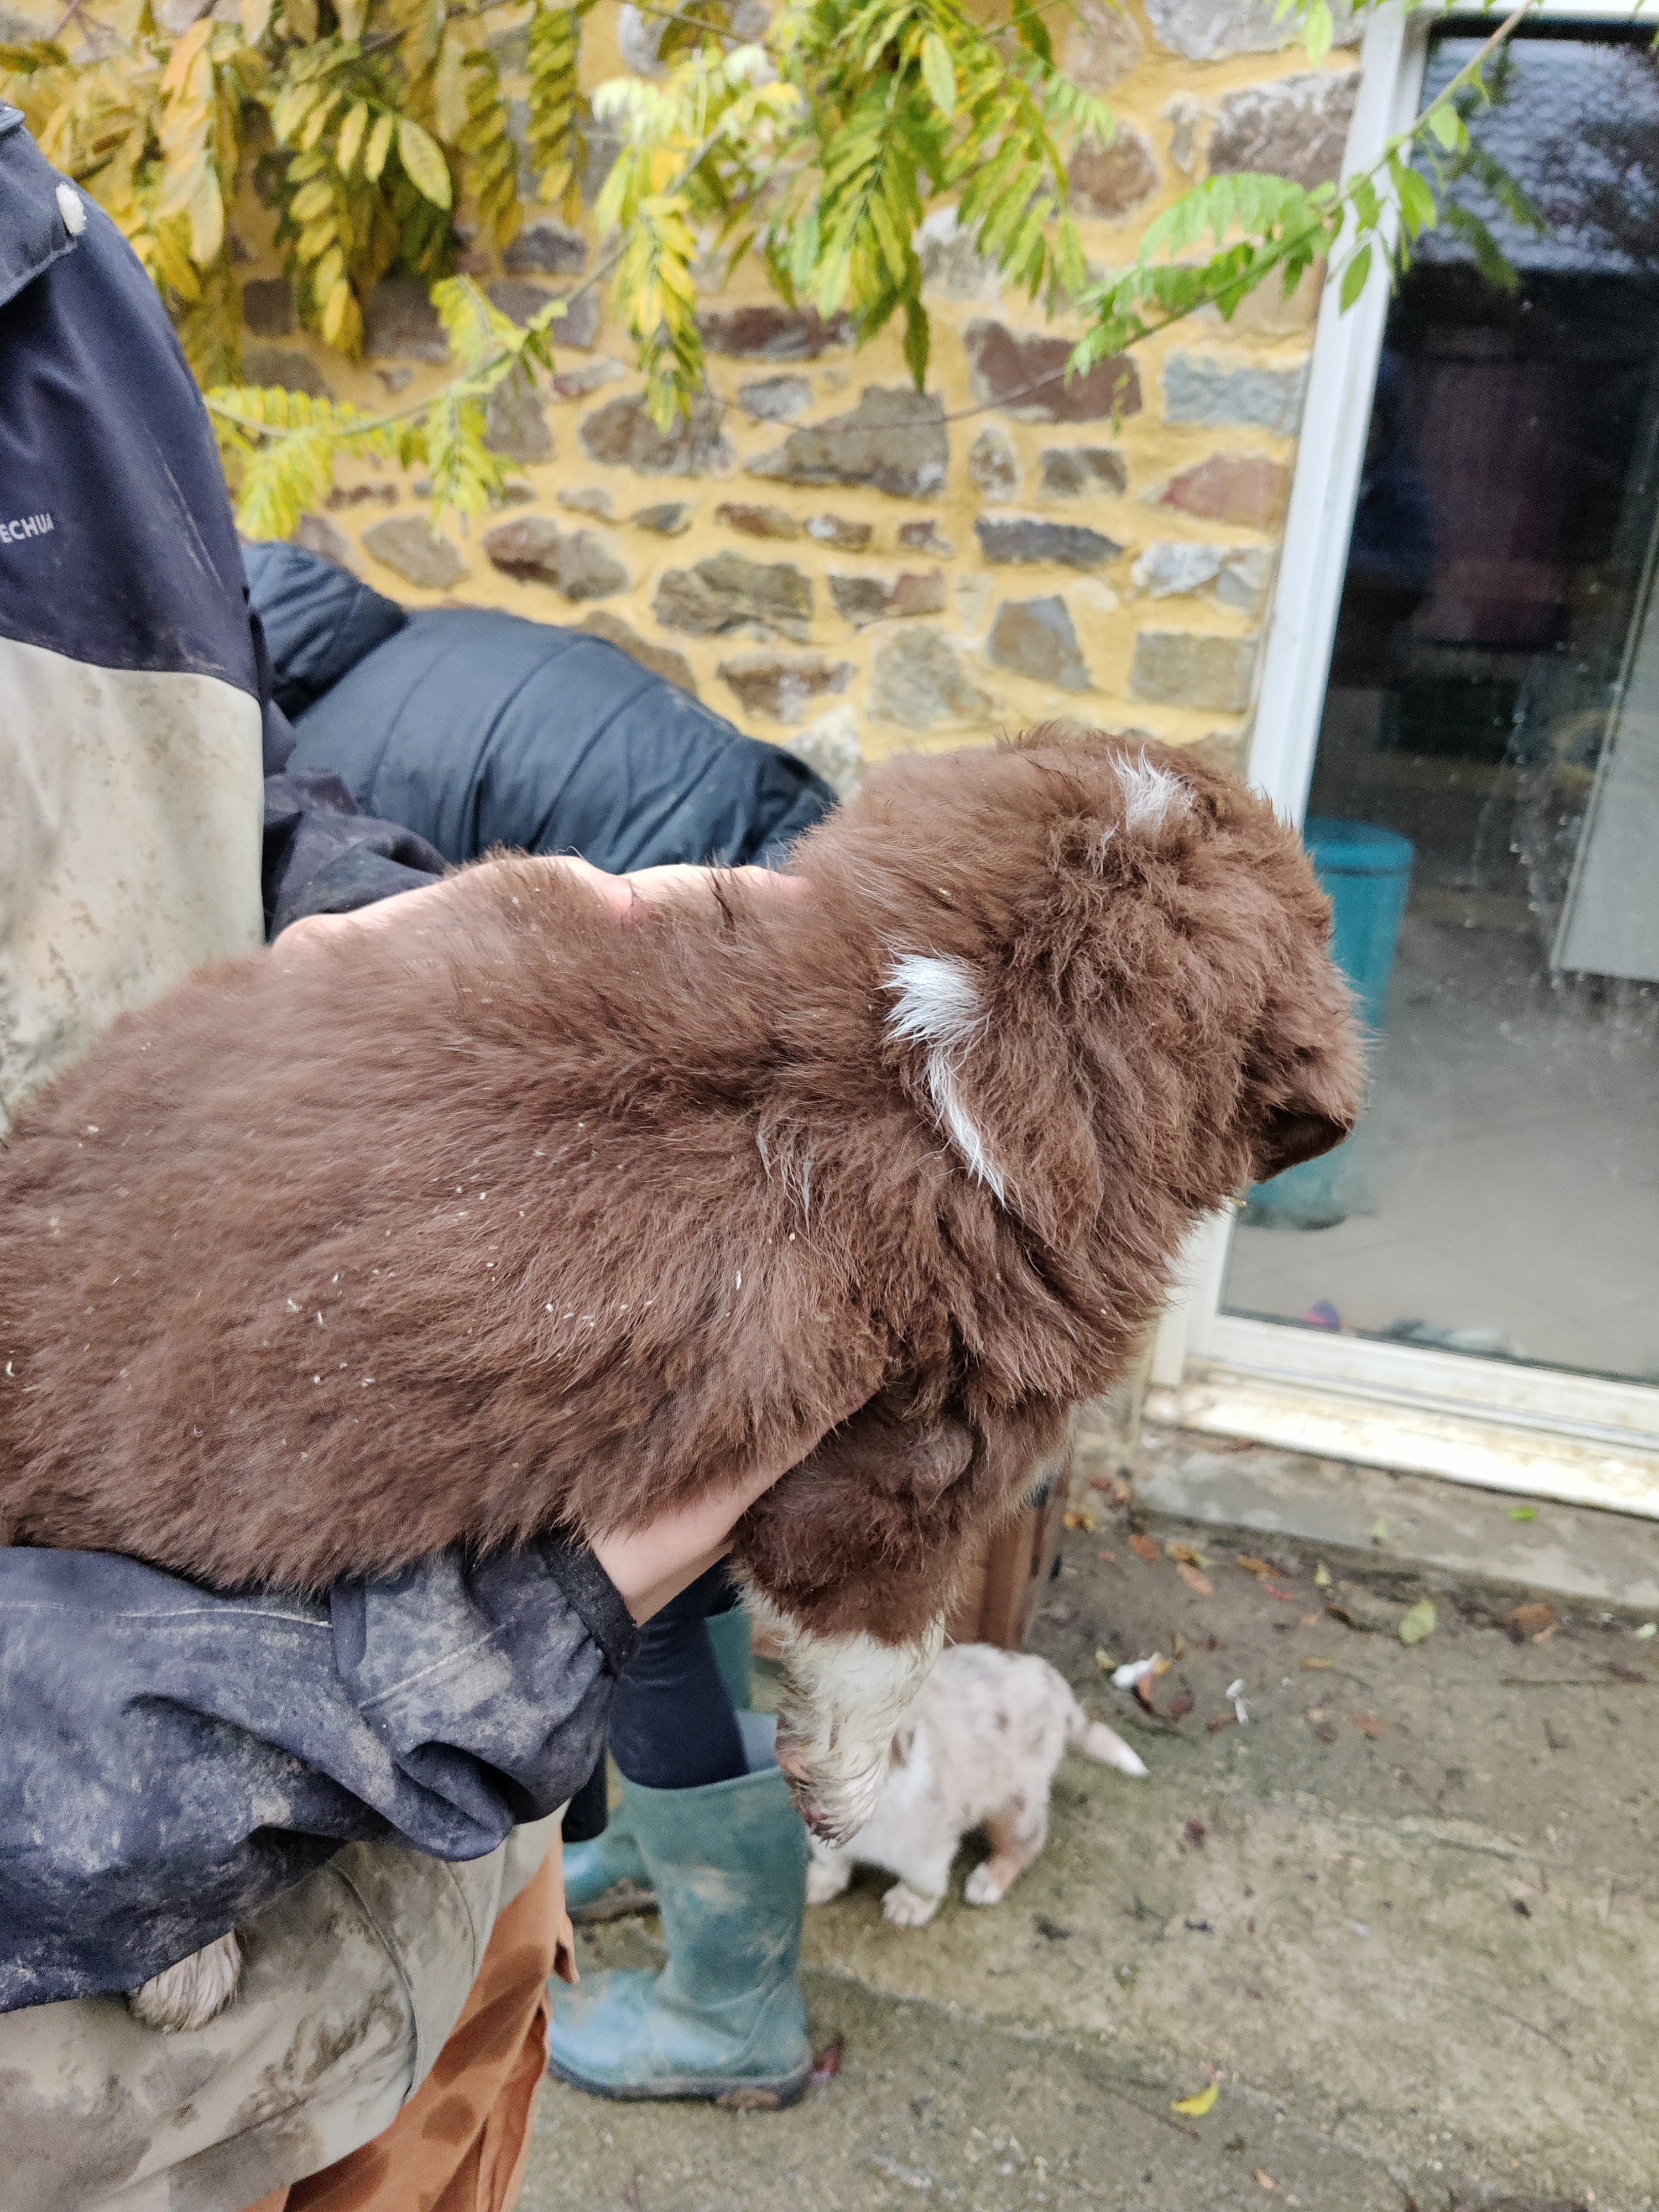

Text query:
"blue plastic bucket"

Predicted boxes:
[[1244, 816, 1414, 1228]]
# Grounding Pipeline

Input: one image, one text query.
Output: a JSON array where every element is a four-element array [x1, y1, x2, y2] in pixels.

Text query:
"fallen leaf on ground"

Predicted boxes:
[[1262, 1582, 1300, 1604], [1088, 1474, 1116, 1494], [1299, 1611, 1323, 1628], [1299, 1656, 1337, 1671], [1370, 1517, 1390, 1545], [1532, 1623, 1557, 1643], [1255, 2169, 1278, 2190], [1604, 1660, 1648, 1683], [809, 2032, 844, 2087], [1183, 1818, 1207, 1848], [1176, 1561, 1214, 1597], [1509, 1505, 1537, 1521], [1171, 2080, 1218, 2117], [1237, 1555, 1274, 1578], [1208, 1711, 1238, 1733], [1166, 1686, 1195, 1719], [1506, 1601, 1554, 1635], [1065, 1508, 1097, 1532], [1128, 1533, 1160, 1564], [1095, 1647, 1116, 1671], [1350, 1712, 1386, 1738], [1636, 1622, 1657, 1639], [1314, 1562, 1332, 1588], [1165, 1539, 1209, 1568], [1398, 1598, 1438, 1646], [1097, 1548, 1119, 1563]]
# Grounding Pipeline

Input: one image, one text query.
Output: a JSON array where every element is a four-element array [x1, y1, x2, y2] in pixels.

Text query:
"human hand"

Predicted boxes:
[[278, 854, 801, 952]]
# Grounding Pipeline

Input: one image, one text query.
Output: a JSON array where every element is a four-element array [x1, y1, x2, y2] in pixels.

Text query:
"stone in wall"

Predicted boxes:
[[898, 519, 955, 557], [806, 514, 873, 551], [1134, 541, 1274, 615], [987, 597, 1091, 692], [243, 345, 335, 398], [293, 513, 357, 572], [975, 515, 1121, 571], [717, 653, 854, 723], [963, 322, 1142, 423], [554, 359, 624, 401], [786, 703, 865, 796], [828, 570, 948, 627], [1063, 0, 1144, 91], [482, 515, 629, 601], [362, 516, 465, 590], [581, 394, 734, 477], [655, 552, 813, 641], [503, 221, 587, 276], [1070, 127, 1160, 222], [716, 502, 803, 541], [1208, 70, 1361, 193], [558, 486, 613, 518], [243, 278, 293, 336], [631, 502, 694, 534], [919, 207, 1003, 302], [749, 388, 948, 500], [1130, 631, 1258, 713], [364, 275, 449, 362], [578, 609, 698, 696], [1163, 352, 1307, 436], [488, 281, 600, 351], [484, 366, 554, 465], [969, 427, 1020, 504], [1040, 447, 1127, 498], [1143, 0, 1358, 61], [738, 374, 812, 422], [699, 305, 853, 361], [1159, 453, 1290, 530], [869, 629, 996, 730]]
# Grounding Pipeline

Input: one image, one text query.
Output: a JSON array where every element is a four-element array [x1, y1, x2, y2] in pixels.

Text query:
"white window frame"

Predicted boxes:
[[1151, 0, 1659, 1517]]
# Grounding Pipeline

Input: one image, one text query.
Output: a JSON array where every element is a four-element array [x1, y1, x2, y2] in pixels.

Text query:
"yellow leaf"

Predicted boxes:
[[363, 107, 394, 181], [335, 0, 366, 38], [434, 29, 468, 143], [1175, 1561, 1213, 1598], [335, 98, 368, 175], [1398, 1598, 1437, 1647], [284, 0, 318, 40], [1172, 2080, 1218, 2118], [398, 114, 452, 208], [1313, 1562, 1332, 1588]]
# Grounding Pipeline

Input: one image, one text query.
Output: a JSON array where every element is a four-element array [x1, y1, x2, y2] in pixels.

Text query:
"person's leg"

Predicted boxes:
[[563, 1566, 749, 1914], [546, 1569, 810, 2105]]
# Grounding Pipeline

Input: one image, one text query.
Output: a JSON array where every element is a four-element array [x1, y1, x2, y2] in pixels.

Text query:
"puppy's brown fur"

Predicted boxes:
[[0, 733, 1359, 1661]]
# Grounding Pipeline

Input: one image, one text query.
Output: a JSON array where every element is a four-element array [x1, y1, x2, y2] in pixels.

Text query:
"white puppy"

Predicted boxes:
[[806, 1642, 1147, 1927]]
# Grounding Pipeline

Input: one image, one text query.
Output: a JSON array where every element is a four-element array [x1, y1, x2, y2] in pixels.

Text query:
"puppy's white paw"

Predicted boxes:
[[127, 1930, 243, 2032], [882, 1881, 944, 1929], [744, 1595, 943, 1847], [963, 1862, 1010, 1908], [806, 1853, 853, 1906]]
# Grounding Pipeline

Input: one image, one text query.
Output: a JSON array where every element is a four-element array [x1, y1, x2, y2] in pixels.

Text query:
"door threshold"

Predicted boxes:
[[1149, 1366, 1659, 1521]]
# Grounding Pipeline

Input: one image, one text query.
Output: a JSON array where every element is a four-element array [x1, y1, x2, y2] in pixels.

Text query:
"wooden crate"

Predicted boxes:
[[945, 1439, 1072, 1651]]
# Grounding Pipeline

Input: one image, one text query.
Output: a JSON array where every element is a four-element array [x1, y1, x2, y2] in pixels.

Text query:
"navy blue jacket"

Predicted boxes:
[[247, 541, 834, 901], [0, 111, 826, 2010]]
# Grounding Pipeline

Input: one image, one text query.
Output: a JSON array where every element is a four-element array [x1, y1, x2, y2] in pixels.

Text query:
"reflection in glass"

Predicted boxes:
[[1225, 29, 1659, 1385]]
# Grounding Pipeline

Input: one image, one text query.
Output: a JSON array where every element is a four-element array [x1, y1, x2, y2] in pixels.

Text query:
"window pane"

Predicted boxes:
[[1223, 29, 1659, 1386]]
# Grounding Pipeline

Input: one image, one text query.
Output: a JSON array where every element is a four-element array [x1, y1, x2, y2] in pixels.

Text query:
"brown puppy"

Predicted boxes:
[[0, 729, 1360, 1849]]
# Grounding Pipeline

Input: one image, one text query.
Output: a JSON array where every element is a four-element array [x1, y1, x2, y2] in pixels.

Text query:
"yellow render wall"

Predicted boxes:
[[233, 1, 1363, 789]]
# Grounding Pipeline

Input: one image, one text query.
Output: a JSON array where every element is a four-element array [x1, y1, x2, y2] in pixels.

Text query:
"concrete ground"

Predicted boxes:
[[521, 1442, 1659, 2212]]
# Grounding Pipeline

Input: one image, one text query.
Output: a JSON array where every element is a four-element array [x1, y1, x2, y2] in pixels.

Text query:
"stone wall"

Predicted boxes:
[[248, 1, 1362, 792]]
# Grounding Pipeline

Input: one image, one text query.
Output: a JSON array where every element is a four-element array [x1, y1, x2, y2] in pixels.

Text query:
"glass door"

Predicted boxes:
[[1176, 17, 1659, 1499]]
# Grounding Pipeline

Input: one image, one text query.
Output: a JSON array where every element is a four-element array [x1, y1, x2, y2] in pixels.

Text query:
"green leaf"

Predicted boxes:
[[902, 291, 928, 390], [363, 107, 394, 181], [1338, 239, 1371, 311], [1427, 101, 1463, 151], [1302, 0, 1332, 64], [920, 32, 956, 119], [1398, 1598, 1438, 1647], [335, 98, 368, 176], [398, 116, 453, 208], [1394, 159, 1437, 238]]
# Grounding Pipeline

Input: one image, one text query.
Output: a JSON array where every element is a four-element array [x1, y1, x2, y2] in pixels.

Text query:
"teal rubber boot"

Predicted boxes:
[[563, 1607, 750, 1918], [705, 1604, 752, 1712], [562, 1789, 650, 1916], [547, 1743, 810, 2104]]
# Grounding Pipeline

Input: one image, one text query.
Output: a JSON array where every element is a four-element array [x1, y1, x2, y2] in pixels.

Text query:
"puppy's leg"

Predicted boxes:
[[964, 1797, 1048, 1908], [806, 1842, 854, 1907], [127, 1929, 243, 2032], [881, 1857, 953, 1929]]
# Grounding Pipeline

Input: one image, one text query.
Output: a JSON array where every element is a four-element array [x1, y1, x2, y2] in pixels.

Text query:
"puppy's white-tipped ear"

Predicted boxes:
[[885, 953, 1007, 1204]]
